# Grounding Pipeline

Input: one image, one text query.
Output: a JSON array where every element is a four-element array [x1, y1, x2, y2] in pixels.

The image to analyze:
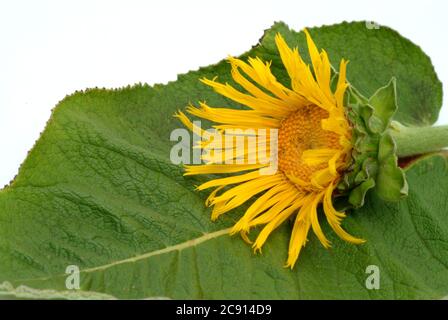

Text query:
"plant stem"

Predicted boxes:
[[391, 123, 448, 158]]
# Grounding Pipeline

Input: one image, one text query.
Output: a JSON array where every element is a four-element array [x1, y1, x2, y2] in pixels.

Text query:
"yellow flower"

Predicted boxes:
[[175, 30, 365, 268]]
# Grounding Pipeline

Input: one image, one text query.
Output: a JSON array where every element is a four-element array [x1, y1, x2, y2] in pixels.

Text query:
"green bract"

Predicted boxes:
[[339, 79, 408, 207]]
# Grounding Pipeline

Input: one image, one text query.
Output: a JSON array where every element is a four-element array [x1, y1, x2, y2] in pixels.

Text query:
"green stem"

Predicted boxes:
[[391, 123, 448, 158]]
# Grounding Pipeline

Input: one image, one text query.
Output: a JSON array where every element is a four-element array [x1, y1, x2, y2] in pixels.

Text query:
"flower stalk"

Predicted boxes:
[[391, 123, 448, 158]]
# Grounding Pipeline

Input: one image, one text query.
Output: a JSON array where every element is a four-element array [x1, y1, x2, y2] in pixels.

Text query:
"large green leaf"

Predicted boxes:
[[0, 22, 446, 299]]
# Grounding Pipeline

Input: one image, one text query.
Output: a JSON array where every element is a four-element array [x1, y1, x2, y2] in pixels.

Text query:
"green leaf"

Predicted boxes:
[[0, 21, 446, 299]]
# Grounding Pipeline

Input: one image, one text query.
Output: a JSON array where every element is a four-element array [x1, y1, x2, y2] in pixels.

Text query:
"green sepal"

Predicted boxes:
[[339, 78, 408, 207], [376, 133, 409, 201]]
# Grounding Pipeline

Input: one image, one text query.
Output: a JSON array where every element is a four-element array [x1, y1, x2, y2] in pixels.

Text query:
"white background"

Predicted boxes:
[[1, 0, 447, 187]]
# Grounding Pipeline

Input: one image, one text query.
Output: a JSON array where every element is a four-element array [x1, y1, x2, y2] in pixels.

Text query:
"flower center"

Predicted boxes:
[[278, 105, 340, 183]]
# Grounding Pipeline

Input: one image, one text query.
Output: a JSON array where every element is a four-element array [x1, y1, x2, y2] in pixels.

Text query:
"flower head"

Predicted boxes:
[[175, 30, 365, 268]]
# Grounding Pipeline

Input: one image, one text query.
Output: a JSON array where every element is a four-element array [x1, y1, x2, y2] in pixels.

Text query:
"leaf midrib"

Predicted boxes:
[[18, 227, 232, 283]]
